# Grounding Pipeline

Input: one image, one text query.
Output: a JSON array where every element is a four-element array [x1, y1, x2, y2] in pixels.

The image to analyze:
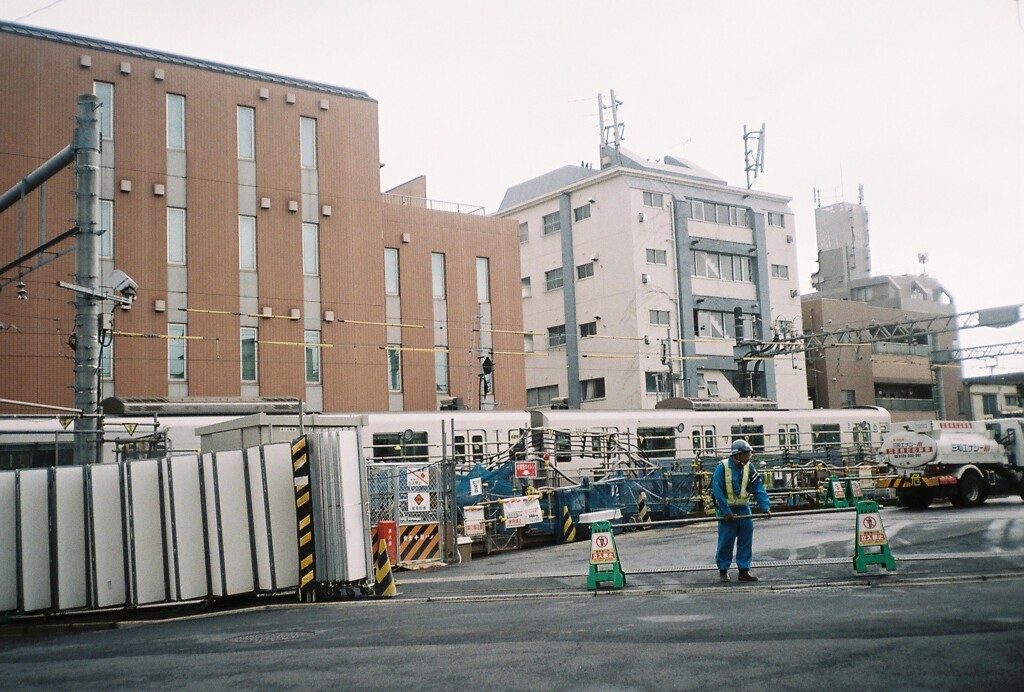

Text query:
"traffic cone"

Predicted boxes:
[[373, 537, 398, 597], [561, 505, 577, 543]]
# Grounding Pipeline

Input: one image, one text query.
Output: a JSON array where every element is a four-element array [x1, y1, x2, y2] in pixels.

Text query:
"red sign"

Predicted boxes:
[[514, 460, 538, 478], [374, 521, 398, 565]]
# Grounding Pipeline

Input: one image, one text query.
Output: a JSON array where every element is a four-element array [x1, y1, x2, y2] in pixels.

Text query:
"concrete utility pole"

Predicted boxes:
[[73, 94, 101, 466]]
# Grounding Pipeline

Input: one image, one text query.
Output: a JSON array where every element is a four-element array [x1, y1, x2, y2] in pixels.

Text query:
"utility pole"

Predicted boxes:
[[73, 94, 101, 466]]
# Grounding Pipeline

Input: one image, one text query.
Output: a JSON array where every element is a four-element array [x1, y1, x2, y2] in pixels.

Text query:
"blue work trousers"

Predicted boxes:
[[716, 508, 754, 570]]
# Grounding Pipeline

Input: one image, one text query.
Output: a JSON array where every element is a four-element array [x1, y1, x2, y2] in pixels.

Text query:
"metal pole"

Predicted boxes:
[[929, 332, 946, 419], [0, 145, 74, 215], [73, 94, 102, 466]]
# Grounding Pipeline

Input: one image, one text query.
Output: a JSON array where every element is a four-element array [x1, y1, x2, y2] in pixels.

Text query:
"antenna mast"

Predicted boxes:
[[743, 123, 765, 189]]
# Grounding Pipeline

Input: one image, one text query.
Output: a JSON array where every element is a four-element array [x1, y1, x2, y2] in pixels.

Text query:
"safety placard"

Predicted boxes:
[[407, 466, 430, 487], [469, 477, 483, 497], [514, 460, 538, 478], [590, 530, 617, 564], [857, 512, 888, 547], [503, 496, 543, 528], [832, 481, 846, 499], [407, 491, 431, 512], [464, 506, 485, 536]]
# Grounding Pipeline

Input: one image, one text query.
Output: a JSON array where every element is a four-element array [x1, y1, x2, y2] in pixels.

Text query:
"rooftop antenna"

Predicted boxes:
[[858, 184, 865, 205], [598, 90, 625, 168], [743, 123, 765, 189], [813, 187, 821, 208], [918, 252, 929, 276]]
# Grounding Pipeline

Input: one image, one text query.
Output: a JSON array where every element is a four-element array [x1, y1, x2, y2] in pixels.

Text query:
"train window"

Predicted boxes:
[[555, 431, 571, 465], [453, 435, 467, 463], [509, 430, 527, 462], [471, 434, 485, 463], [730, 425, 764, 452], [637, 427, 675, 459], [811, 424, 841, 449], [371, 431, 429, 462], [852, 424, 871, 447], [777, 425, 799, 449]]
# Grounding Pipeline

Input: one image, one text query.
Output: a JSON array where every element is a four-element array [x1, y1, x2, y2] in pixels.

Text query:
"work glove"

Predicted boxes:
[[762, 510, 772, 519], [723, 513, 735, 522]]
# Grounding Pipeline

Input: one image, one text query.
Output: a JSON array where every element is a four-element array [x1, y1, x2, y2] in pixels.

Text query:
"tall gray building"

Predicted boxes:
[[810, 201, 871, 291]]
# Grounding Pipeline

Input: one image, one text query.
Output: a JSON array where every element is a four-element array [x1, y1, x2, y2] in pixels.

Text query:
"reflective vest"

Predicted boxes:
[[721, 459, 750, 507]]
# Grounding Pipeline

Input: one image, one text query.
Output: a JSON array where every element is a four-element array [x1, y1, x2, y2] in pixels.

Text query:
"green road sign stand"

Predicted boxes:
[[853, 500, 896, 574], [586, 520, 626, 590]]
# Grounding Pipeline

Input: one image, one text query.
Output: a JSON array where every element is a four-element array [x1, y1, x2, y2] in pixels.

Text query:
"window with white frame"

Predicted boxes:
[[99, 200, 113, 258], [646, 248, 667, 265], [167, 207, 186, 264], [387, 346, 402, 392], [692, 251, 751, 282], [524, 334, 534, 353], [239, 216, 256, 270], [302, 222, 319, 275], [100, 339, 113, 380], [768, 212, 785, 227], [300, 117, 317, 169], [521, 277, 532, 298], [476, 257, 490, 303], [576, 262, 594, 279], [542, 212, 561, 235], [573, 204, 591, 222], [93, 81, 114, 139], [645, 371, 667, 394], [547, 324, 566, 348], [527, 384, 559, 408], [643, 191, 663, 208], [305, 330, 321, 383], [240, 327, 258, 382], [579, 321, 597, 338], [384, 248, 400, 295], [690, 199, 748, 227], [431, 252, 446, 298], [771, 263, 789, 279], [695, 310, 754, 340], [581, 377, 606, 401], [434, 350, 449, 393], [545, 267, 563, 291], [237, 106, 255, 160], [168, 323, 186, 380], [166, 94, 185, 150], [518, 222, 529, 244], [650, 310, 670, 326]]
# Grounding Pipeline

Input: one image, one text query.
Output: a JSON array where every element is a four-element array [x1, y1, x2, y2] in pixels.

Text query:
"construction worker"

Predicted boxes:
[[712, 439, 771, 583]]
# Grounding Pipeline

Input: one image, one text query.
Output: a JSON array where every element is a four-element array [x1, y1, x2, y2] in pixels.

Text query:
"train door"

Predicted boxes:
[[777, 424, 799, 461], [691, 425, 717, 459]]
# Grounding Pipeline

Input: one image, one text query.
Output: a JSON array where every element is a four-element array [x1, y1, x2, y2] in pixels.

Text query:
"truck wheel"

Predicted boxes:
[[901, 494, 932, 510], [957, 473, 985, 508]]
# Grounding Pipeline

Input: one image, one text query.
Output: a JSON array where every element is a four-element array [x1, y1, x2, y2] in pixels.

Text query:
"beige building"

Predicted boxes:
[[962, 373, 1024, 419], [0, 22, 524, 413], [498, 143, 808, 410]]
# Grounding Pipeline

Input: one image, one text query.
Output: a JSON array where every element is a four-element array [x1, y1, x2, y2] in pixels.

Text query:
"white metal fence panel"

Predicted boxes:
[[88, 462, 127, 608], [0, 471, 16, 611], [54, 467, 88, 611], [163, 454, 208, 601], [18, 469, 50, 612], [125, 459, 167, 606], [204, 450, 255, 596], [249, 443, 299, 591]]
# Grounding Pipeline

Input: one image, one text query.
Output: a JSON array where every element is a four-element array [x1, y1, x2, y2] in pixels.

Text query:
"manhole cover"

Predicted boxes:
[[229, 630, 315, 644]]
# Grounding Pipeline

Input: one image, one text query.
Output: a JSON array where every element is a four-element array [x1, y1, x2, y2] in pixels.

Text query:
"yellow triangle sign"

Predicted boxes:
[[59, 416, 74, 429], [123, 422, 138, 436]]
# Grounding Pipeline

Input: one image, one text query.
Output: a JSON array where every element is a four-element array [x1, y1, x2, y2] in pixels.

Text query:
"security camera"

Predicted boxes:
[[108, 269, 138, 299]]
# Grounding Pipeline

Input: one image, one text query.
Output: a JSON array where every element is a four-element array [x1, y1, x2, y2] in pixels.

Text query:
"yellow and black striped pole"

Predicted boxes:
[[638, 491, 651, 529], [561, 504, 577, 543], [291, 436, 316, 599], [373, 537, 398, 597]]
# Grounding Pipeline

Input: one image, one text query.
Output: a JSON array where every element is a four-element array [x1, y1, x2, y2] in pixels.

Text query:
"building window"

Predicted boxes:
[[643, 191, 663, 208], [695, 310, 753, 340], [167, 207, 186, 264], [99, 200, 113, 258], [521, 277, 532, 299], [691, 200, 749, 227], [840, 389, 856, 407], [581, 377, 606, 401], [768, 212, 785, 227], [693, 251, 751, 282], [982, 394, 999, 416], [524, 334, 534, 353], [527, 384, 559, 408], [519, 222, 529, 244], [305, 331, 321, 383], [542, 212, 561, 235], [435, 350, 449, 393], [166, 94, 185, 150], [302, 223, 319, 275], [431, 252, 446, 299], [771, 263, 789, 279], [645, 371, 667, 394], [384, 248, 399, 295], [168, 323, 186, 380], [580, 321, 597, 338], [548, 324, 566, 348], [690, 200, 705, 221], [545, 267, 564, 291], [573, 204, 591, 222], [240, 327, 258, 382], [476, 257, 490, 303], [239, 216, 256, 270], [646, 248, 667, 265], [93, 81, 113, 139], [650, 310, 670, 326], [100, 339, 113, 380], [300, 117, 317, 169], [237, 106, 255, 160], [387, 346, 402, 392], [576, 262, 594, 280]]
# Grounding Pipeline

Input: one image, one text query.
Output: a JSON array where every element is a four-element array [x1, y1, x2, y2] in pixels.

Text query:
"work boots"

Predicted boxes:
[[719, 570, 730, 583], [737, 569, 759, 582]]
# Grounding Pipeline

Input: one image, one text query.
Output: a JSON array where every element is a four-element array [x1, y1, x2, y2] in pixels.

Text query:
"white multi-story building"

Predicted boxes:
[[498, 144, 809, 410]]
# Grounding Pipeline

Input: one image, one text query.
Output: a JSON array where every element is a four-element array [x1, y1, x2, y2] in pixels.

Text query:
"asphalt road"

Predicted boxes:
[[2, 499, 1022, 691]]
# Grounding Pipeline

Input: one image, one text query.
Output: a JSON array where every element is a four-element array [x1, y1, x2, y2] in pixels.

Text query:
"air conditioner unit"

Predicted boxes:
[[641, 273, 649, 284], [786, 235, 793, 244], [790, 289, 800, 298], [638, 212, 647, 223]]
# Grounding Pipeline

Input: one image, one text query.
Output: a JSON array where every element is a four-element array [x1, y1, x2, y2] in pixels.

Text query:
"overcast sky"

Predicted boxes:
[[5, 0, 1022, 376]]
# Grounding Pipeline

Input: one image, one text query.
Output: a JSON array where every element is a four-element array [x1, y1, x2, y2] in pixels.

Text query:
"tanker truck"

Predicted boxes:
[[877, 418, 1024, 509]]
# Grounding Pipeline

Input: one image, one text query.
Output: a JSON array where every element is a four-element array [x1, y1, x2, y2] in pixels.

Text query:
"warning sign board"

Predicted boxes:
[[590, 530, 617, 564], [514, 460, 538, 478], [857, 511, 888, 547], [464, 505, 485, 536], [407, 491, 431, 512], [503, 496, 543, 528], [407, 466, 430, 487], [469, 477, 483, 497], [831, 481, 846, 499]]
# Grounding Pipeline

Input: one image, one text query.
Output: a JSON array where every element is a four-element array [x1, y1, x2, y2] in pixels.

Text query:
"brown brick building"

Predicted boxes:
[[0, 22, 525, 413]]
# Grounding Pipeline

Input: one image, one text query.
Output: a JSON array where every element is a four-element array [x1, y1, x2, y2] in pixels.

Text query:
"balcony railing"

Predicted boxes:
[[875, 397, 936, 411], [382, 193, 485, 216]]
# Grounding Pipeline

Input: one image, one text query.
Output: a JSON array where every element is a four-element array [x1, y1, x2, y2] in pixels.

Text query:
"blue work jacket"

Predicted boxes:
[[711, 456, 771, 515]]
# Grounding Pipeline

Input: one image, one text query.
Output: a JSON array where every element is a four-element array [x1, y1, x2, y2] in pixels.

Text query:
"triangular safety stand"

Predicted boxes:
[[582, 510, 626, 590], [853, 500, 896, 574]]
